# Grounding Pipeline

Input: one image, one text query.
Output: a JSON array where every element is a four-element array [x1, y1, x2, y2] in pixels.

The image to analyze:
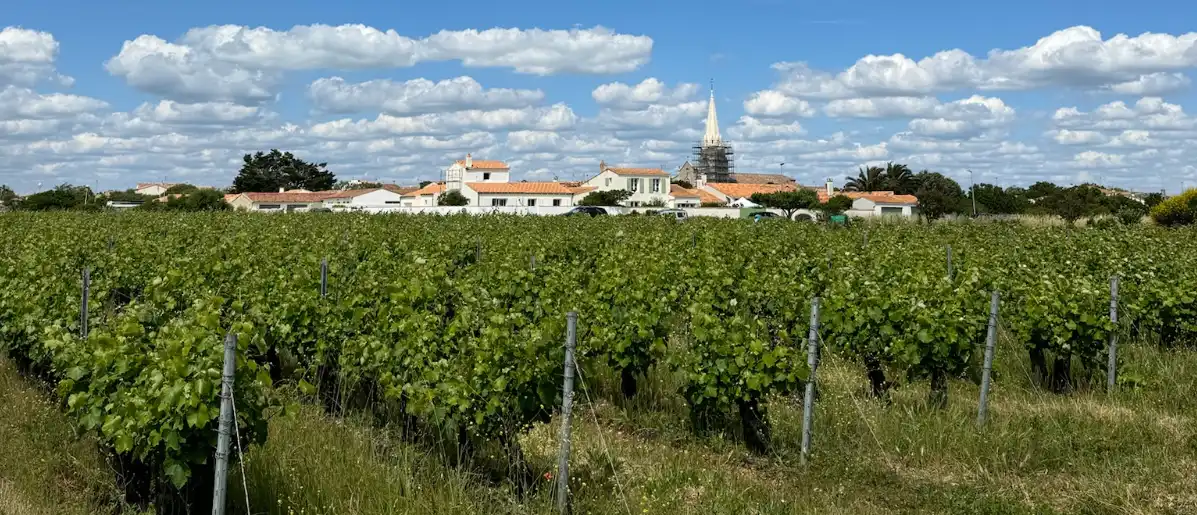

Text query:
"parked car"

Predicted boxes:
[[654, 208, 688, 221], [563, 206, 608, 217], [751, 211, 781, 222]]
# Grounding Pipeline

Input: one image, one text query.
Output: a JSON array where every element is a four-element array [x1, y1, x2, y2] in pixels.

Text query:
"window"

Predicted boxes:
[[258, 204, 280, 210], [604, 178, 611, 187], [385, 201, 402, 204], [627, 178, 640, 192], [552, 199, 562, 207], [880, 206, 904, 215], [483, 172, 491, 180], [651, 178, 661, 193], [527, 198, 537, 207], [491, 198, 508, 207]]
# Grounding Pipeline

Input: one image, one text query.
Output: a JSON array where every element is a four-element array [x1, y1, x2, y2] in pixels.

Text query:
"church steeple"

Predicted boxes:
[[702, 80, 722, 147]]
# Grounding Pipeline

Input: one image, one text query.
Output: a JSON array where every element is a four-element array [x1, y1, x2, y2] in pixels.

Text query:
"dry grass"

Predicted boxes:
[[0, 358, 132, 515]]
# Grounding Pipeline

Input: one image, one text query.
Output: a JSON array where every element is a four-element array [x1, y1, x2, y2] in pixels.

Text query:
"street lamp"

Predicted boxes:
[[969, 169, 977, 217]]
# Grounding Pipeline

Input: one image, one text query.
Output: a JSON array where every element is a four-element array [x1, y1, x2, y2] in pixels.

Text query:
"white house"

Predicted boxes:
[[461, 182, 584, 208], [322, 186, 414, 211], [585, 161, 671, 207], [844, 193, 920, 217], [225, 191, 333, 212], [135, 182, 177, 196], [669, 184, 702, 208], [403, 183, 446, 206], [445, 154, 510, 192]]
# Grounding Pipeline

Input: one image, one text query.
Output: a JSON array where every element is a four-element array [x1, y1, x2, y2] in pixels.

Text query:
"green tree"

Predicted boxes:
[[913, 172, 966, 220], [1143, 192, 1165, 209], [164, 184, 199, 195], [884, 162, 915, 194], [820, 194, 854, 215], [1151, 189, 1197, 227], [419, 180, 433, 189], [579, 190, 632, 206], [18, 184, 91, 211], [99, 189, 154, 203], [334, 180, 384, 190], [1042, 185, 1106, 223], [437, 190, 469, 206], [1026, 181, 1062, 201], [971, 183, 1028, 214], [749, 189, 817, 218], [845, 166, 886, 192], [0, 185, 16, 206], [673, 180, 694, 189], [231, 150, 336, 193]]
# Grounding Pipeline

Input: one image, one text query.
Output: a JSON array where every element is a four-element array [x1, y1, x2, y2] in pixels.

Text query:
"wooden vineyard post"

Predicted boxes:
[[320, 258, 328, 297], [530, 253, 536, 271], [977, 291, 1000, 427], [556, 312, 578, 514], [212, 332, 237, 515], [80, 267, 90, 339], [1107, 275, 1120, 392], [800, 297, 821, 465]]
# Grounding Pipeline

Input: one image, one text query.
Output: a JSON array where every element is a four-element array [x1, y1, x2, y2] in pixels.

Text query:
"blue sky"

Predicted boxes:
[[2, 0, 1196, 193]]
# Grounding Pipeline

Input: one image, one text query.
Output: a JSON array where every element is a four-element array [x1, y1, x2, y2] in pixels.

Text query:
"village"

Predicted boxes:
[[123, 90, 920, 219]]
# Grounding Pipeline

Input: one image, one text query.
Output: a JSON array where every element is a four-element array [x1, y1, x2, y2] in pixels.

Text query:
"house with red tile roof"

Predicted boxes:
[[225, 191, 336, 212], [459, 181, 587, 208], [585, 160, 671, 207], [445, 153, 511, 193]]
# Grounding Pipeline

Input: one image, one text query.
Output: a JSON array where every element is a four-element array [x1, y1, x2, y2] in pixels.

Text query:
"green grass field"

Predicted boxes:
[[7, 333, 1194, 514]]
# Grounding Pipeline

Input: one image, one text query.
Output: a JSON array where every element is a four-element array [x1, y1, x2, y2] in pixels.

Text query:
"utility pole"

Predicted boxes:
[[969, 169, 977, 217]]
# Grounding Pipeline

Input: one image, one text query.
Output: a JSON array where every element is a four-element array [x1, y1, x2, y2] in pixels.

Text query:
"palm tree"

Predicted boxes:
[[844, 166, 886, 192], [884, 162, 914, 194]]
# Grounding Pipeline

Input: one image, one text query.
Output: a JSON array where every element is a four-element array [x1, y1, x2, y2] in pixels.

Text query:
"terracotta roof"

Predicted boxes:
[[466, 182, 576, 194], [455, 160, 510, 170], [816, 190, 918, 205], [706, 182, 797, 199], [698, 190, 725, 205], [568, 185, 597, 195], [382, 184, 418, 195], [670, 184, 700, 198], [408, 183, 445, 196], [241, 191, 335, 203], [223, 194, 239, 203], [729, 173, 795, 184], [605, 167, 668, 176], [136, 182, 178, 189]]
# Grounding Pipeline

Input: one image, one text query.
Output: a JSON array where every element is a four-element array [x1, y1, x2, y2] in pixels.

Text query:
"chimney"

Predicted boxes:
[[465, 153, 472, 168], [825, 178, 834, 198], [599, 160, 607, 172]]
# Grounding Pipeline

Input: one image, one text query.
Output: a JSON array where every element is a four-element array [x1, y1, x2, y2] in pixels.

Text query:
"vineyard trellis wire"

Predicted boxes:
[[0, 212, 1194, 511]]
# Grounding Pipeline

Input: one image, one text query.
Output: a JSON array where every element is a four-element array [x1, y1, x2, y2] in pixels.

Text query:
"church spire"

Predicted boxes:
[[703, 80, 722, 147]]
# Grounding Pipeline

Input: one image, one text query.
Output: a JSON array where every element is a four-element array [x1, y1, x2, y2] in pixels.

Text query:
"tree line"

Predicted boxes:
[[842, 162, 1165, 222], [0, 153, 1177, 222]]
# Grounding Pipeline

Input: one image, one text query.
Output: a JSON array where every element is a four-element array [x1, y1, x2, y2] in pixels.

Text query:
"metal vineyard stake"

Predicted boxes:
[[1107, 275, 1120, 392], [212, 332, 237, 515], [800, 297, 820, 465], [977, 291, 1000, 427], [556, 312, 578, 514]]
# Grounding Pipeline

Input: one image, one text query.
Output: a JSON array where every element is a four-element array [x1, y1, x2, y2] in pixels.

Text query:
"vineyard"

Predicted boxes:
[[2, 212, 1197, 513]]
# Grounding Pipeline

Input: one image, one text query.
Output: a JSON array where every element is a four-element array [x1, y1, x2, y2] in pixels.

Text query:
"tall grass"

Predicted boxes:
[[0, 358, 132, 515], [7, 339, 1196, 514]]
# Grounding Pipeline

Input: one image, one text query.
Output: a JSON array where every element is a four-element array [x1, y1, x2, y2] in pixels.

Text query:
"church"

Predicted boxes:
[[673, 85, 795, 187]]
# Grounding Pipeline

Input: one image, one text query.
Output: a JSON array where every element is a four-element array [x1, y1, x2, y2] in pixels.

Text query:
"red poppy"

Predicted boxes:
[[543, 472, 553, 481]]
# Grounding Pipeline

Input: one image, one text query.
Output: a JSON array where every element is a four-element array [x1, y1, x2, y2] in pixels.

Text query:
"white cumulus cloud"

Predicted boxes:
[[309, 76, 544, 115]]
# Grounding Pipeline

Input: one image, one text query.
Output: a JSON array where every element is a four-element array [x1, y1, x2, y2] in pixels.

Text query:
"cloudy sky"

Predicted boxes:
[[2, 0, 1196, 194]]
